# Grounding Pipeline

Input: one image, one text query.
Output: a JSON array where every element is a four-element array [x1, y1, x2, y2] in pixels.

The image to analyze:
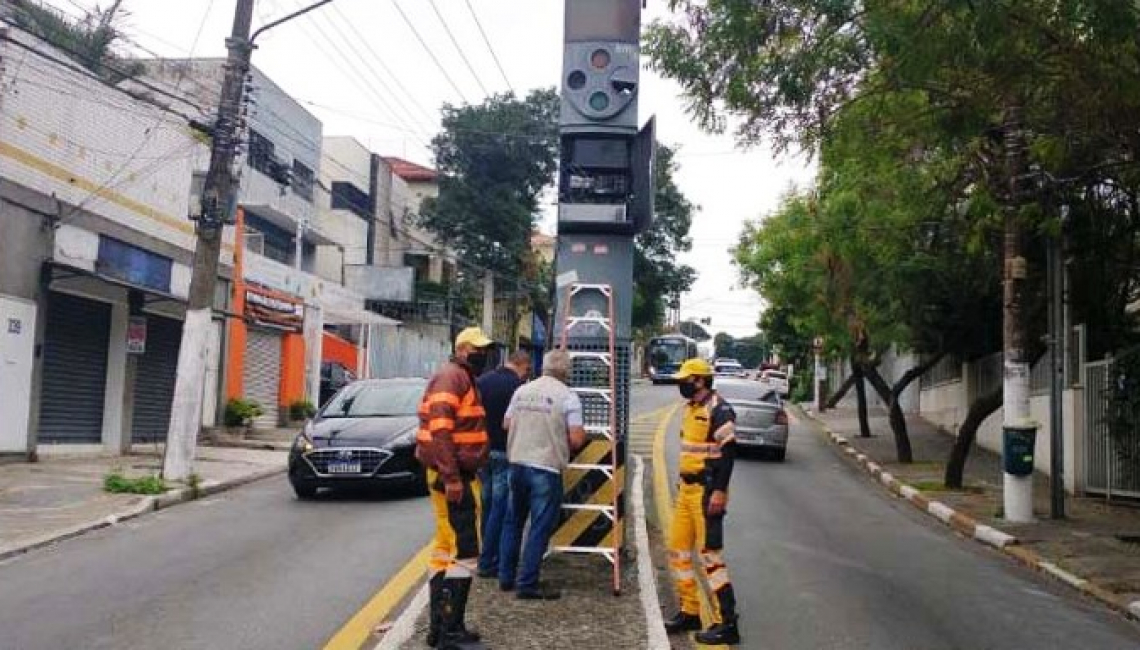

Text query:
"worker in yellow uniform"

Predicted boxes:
[[417, 327, 493, 650], [663, 358, 742, 645]]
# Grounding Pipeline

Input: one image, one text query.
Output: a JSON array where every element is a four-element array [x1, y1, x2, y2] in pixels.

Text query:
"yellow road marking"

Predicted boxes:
[[322, 543, 431, 650], [651, 402, 728, 648]]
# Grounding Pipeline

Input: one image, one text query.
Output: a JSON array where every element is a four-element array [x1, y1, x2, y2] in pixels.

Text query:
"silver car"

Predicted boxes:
[[715, 378, 790, 461]]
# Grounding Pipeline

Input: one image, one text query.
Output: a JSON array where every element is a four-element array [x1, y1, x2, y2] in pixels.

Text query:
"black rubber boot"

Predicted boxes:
[[438, 578, 486, 650], [663, 611, 702, 634], [426, 573, 444, 648], [694, 619, 741, 645], [454, 577, 481, 642]]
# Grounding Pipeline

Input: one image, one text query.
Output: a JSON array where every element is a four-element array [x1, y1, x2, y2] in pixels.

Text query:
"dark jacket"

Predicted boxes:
[[476, 366, 524, 453]]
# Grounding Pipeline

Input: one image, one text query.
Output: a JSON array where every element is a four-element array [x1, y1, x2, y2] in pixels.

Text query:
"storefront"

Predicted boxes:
[[38, 290, 112, 444]]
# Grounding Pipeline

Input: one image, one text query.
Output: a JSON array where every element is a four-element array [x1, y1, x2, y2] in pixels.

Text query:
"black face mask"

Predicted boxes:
[[466, 351, 488, 373], [679, 381, 698, 399]]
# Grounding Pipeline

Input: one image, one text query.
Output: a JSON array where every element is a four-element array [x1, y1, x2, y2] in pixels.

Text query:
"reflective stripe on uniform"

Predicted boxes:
[[452, 431, 488, 444]]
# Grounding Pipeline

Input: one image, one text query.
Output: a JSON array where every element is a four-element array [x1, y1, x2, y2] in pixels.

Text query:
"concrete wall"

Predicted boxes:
[[919, 379, 969, 433], [921, 380, 1084, 493], [1, 28, 203, 254]]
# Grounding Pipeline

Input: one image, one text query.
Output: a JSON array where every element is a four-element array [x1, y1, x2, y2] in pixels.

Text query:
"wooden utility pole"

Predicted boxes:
[[163, 0, 256, 481], [1002, 101, 1035, 523]]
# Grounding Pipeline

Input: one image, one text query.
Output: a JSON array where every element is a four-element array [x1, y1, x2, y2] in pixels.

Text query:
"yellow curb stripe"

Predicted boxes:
[[651, 403, 728, 649], [322, 543, 431, 650]]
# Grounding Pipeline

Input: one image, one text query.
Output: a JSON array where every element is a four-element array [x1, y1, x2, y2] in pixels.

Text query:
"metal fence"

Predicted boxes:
[[968, 352, 1002, 402], [1084, 358, 1140, 499], [920, 354, 962, 389], [367, 325, 451, 379]]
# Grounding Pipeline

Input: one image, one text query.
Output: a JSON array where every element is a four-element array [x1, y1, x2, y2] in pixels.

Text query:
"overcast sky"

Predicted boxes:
[[46, 0, 815, 338]]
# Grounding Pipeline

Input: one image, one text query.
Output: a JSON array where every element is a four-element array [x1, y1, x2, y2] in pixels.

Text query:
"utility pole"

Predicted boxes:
[[1048, 206, 1068, 519], [164, 0, 336, 481], [164, 0, 255, 481], [1001, 102, 1036, 523]]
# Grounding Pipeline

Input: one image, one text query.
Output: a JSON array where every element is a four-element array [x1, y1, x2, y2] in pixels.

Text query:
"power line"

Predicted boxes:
[[389, 0, 470, 104], [463, 0, 513, 93], [325, 1, 436, 129], [428, 0, 489, 97]]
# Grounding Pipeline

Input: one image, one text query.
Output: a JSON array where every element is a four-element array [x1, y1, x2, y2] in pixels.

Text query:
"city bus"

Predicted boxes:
[[645, 334, 700, 384]]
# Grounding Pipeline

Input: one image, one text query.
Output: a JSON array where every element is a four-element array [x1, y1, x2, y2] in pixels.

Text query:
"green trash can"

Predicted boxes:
[[1003, 424, 1038, 477]]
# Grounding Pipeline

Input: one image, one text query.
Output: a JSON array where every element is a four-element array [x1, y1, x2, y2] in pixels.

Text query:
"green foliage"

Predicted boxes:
[[11, 0, 142, 82], [633, 144, 698, 333], [678, 320, 711, 342], [713, 333, 768, 368], [418, 89, 560, 277], [288, 399, 316, 421], [104, 472, 167, 495], [224, 398, 264, 428]]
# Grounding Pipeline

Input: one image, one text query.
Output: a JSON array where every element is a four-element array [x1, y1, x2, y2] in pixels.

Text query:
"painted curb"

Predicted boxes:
[[796, 405, 1140, 623], [631, 454, 671, 650], [0, 465, 284, 563]]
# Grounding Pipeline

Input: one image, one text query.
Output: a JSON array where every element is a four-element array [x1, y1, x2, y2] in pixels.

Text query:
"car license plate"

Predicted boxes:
[[327, 462, 361, 474]]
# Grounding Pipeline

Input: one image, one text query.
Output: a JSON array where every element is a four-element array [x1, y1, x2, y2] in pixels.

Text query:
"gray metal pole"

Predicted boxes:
[[1049, 222, 1066, 519]]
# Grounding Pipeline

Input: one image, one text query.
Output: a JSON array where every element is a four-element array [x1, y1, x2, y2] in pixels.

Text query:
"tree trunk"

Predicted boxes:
[[863, 363, 914, 463], [945, 387, 1004, 489], [826, 371, 857, 408], [853, 360, 872, 438]]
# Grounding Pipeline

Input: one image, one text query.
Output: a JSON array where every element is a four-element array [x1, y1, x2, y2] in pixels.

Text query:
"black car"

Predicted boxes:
[[289, 377, 429, 499]]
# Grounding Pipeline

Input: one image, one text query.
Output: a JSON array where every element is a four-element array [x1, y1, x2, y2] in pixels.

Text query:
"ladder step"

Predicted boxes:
[[567, 463, 614, 472], [561, 503, 615, 512], [569, 351, 612, 362], [574, 387, 613, 395], [584, 425, 612, 436], [569, 283, 613, 295]]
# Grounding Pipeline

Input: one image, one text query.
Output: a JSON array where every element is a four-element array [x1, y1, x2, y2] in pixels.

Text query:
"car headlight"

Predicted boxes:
[[394, 428, 417, 448], [294, 432, 314, 454]]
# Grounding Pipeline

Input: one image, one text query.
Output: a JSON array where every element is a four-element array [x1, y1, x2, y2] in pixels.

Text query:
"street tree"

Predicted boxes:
[[633, 143, 697, 333], [418, 89, 560, 278]]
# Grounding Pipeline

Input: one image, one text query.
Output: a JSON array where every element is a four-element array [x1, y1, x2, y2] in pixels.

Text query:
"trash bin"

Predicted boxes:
[[1002, 424, 1038, 476]]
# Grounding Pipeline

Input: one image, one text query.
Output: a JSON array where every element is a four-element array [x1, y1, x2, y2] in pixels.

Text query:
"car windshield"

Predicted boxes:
[[765, 371, 787, 380], [650, 340, 688, 365], [320, 382, 424, 418], [716, 380, 780, 403]]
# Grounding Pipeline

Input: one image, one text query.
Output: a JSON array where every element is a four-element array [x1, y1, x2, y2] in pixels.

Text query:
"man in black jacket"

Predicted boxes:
[[476, 350, 531, 578]]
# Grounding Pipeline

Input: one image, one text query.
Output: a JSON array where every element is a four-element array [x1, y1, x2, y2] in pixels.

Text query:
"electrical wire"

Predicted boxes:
[[389, 0, 470, 103], [463, 0, 513, 93], [428, 0, 490, 97]]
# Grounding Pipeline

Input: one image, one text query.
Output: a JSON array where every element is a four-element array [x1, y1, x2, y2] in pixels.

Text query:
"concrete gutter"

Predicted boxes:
[[797, 406, 1140, 623], [0, 465, 284, 563]]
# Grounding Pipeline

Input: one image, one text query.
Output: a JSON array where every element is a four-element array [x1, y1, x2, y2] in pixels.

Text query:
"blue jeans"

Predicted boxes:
[[499, 464, 563, 591], [477, 451, 511, 574]]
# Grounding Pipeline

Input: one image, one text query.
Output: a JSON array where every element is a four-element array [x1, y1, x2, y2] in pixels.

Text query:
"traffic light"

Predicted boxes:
[[558, 0, 655, 236]]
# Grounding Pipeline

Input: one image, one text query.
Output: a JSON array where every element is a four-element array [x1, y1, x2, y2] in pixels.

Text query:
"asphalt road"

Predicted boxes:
[[0, 384, 672, 650], [657, 384, 1140, 649], [0, 477, 432, 650]]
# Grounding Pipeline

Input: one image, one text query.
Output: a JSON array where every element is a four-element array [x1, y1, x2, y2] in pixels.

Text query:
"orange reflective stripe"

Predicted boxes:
[[417, 429, 433, 442], [429, 417, 456, 432], [457, 405, 486, 418], [452, 431, 487, 445], [425, 392, 462, 408]]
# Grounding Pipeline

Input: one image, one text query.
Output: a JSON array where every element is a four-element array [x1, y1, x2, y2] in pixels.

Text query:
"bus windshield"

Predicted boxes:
[[649, 339, 689, 366]]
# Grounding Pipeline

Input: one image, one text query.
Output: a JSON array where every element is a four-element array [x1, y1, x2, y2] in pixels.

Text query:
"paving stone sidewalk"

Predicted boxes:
[[814, 406, 1140, 607], [0, 445, 287, 560]]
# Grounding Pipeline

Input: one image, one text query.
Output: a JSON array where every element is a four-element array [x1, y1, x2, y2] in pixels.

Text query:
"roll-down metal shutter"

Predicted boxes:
[[39, 292, 111, 443], [131, 314, 182, 443], [244, 328, 281, 428]]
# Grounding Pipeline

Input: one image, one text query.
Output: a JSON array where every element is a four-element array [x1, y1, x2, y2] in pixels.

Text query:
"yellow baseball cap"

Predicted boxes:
[[455, 326, 493, 348], [673, 358, 714, 380]]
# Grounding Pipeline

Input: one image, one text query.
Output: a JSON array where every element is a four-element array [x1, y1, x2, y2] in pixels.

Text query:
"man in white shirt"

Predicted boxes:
[[497, 349, 586, 600]]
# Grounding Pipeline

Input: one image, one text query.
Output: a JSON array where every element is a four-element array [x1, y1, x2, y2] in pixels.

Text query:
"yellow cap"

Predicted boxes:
[[455, 326, 493, 349], [673, 358, 714, 380]]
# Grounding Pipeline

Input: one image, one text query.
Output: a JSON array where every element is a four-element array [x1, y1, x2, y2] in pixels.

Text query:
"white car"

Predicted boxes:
[[758, 369, 790, 397], [714, 359, 745, 378]]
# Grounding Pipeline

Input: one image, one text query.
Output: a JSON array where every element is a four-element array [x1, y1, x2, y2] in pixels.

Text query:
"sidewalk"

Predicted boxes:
[[0, 445, 287, 561], [201, 425, 300, 451], [810, 406, 1140, 615]]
